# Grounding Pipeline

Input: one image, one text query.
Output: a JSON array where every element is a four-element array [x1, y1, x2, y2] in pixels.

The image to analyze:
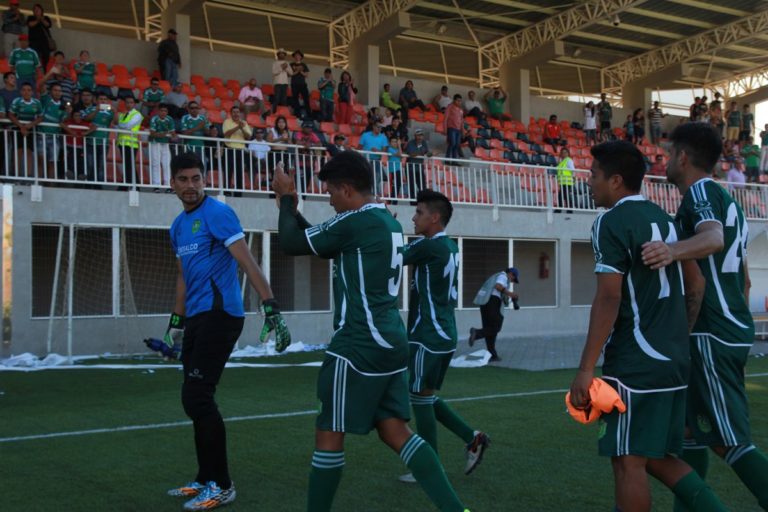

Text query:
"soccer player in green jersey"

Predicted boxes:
[[570, 141, 726, 512], [274, 151, 470, 512], [398, 189, 488, 484], [641, 122, 768, 511]]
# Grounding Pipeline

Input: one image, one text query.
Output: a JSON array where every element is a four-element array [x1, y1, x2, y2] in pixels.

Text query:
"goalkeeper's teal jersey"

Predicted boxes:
[[592, 195, 690, 391], [403, 233, 459, 351], [305, 203, 407, 374], [675, 177, 754, 344]]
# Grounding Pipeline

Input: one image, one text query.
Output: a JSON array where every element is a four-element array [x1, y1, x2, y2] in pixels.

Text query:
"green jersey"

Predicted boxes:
[[675, 178, 754, 344], [180, 114, 209, 146], [727, 110, 741, 128], [150, 115, 175, 143], [743, 112, 754, 132], [592, 195, 689, 391], [143, 87, 164, 104], [403, 233, 459, 350], [10, 97, 42, 122], [9, 47, 39, 78], [306, 203, 407, 374], [74, 61, 95, 91], [84, 106, 113, 139], [39, 94, 65, 134], [597, 100, 612, 121]]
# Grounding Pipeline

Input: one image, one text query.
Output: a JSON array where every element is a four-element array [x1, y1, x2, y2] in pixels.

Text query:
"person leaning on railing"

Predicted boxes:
[[7, 81, 42, 178], [60, 110, 95, 180], [405, 128, 432, 198], [38, 81, 67, 176], [555, 147, 575, 213], [221, 105, 251, 192], [116, 95, 143, 184]]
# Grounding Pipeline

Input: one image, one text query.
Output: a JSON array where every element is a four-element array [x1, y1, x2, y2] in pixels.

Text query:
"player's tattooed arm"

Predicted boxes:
[[681, 260, 705, 333]]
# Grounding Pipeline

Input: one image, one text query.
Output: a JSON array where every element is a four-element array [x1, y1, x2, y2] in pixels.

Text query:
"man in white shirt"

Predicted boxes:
[[468, 267, 520, 362], [463, 90, 485, 121], [238, 78, 265, 116], [271, 48, 291, 113]]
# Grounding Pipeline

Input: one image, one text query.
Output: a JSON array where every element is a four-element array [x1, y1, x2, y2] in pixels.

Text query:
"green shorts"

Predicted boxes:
[[598, 379, 686, 459], [316, 355, 410, 435], [408, 342, 454, 393], [687, 334, 752, 447]]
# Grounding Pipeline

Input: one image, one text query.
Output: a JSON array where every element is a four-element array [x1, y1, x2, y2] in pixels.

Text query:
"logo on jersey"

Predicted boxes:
[[693, 200, 712, 213], [696, 414, 712, 434], [176, 243, 199, 257], [192, 220, 201, 234], [597, 420, 607, 440]]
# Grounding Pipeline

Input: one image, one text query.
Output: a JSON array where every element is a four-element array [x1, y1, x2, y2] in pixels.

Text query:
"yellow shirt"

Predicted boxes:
[[222, 118, 252, 149]]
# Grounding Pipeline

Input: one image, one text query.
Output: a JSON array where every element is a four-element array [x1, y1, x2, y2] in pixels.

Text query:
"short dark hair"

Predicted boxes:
[[151, 77, 159, 83], [124, 95, 136, 103], [317, 151, 373, 193], [453, 94, 462, 100], [171, 152, 205, 178], [20, 82, 32, 90], [53, 51, 64, 58], [669, 122, 722, 173], [324, 68, 332, 74], [590, 141, 646, 192], [80, 88, 92, 95], [3, 71, 13, 82], [417, 189, 453, 227]]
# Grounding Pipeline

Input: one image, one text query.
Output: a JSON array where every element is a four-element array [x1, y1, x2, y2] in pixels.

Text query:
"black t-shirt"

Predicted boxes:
[[26, 15, 52, 49], [290, 62, 309, 87]]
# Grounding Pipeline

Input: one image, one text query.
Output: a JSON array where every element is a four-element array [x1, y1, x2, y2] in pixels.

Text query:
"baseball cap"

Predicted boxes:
[[302, 120, 314, 129], [505, 267, 520, 283], [168, 28, 178, 35], [414, 128, 424, 135], [9, 0, 19, 5], [18, 34, 28, 41]]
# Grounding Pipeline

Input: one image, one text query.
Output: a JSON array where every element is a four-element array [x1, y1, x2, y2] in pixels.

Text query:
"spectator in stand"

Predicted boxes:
[[290, 49, 310, 119], [141, 77, 164, 119], [317, 68, 335, 123], [697, 95, 709, 121], [0, 72, 19, 112], [689, 97, 701, 122], [460, 121, 476, 158], [597, 93, 612, 142], [647, 101, 666, 144], [741, 135, 760, 183], [709, 93, 724, 137], [405, 128, 432, 197], [583, 101, 596, 146], [336, 71, 356, 125], [398, 80, 426, 124], [221, 105, 251, 191], [648, 155, 666, 177], [463, 90, 485, 121], [555, 147, 575, 213], [26, 4, 52, 71], [82, 92, 113, 182], [116, 95, 142, 184], [444, 93, 463, 160], [38, 81, 66, 174], [61, 110, 95, 179], [722, 139, 737, 163], [204, 124, 220, 172], [237, 78, 265, 118], [726, 160, 746, 191], [8, 81, 42, 176], [267, 114, 291, 168], [725, 101, 741, 143], [484, 86, 511, 121], [380, 83, 400, 113], [740, 103, 754, 142], [164, 82, 188, 122], [383, 115, 407, 146], [381, 108, 393, 127], [760, 123, 768, 174], [271, 48, 291, 113], [432, 85, 451, 113], [387, 135, 403, 197], [157, 28, 180, 86], [544, 114, 565, 147], [631, 108, 645, 144], [40, 51, 75, 103], [2, 0, 23, 59], [293, 119, 321, 190], [325, 133, 347, 157], [179, 100, 209, 163], [73, 50, 95, 94], [9, 34, 40, 92], [623, 114, 634, 142], [149, 105, 176, 187], [247, 127, 270, 179], [358, 121, 388, 189]]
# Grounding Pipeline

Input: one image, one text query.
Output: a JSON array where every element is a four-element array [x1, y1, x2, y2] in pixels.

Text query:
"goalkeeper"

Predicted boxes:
[[164, 152, 290, 511]]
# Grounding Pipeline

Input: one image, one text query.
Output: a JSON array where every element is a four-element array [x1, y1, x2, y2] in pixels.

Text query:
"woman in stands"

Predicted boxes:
[[26, 4, 52, 70], [398, 80, 426, 125], [267, 115, 292, 170], [336, 71, 357, 125], [584, 101, 597, 146]]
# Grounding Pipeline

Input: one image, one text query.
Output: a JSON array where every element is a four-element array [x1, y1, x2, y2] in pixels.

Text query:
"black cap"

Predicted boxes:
[[302, 120, 314, 128], [168, 28, 178, 35], [505, 267, 520, 283]]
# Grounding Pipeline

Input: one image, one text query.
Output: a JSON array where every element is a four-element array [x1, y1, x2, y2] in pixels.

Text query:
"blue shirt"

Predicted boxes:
[[359, 131, 388, 160], [170, 196, 246, 318]]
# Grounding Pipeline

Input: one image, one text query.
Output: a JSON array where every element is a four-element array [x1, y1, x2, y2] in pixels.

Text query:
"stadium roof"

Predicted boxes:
[[36, 0, 768, 97]]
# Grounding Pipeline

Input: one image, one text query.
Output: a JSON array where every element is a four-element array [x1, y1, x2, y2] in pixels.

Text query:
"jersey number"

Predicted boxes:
[[722, 203, 744, 274], [388, 233, 404, 296], [443, 253, 459, 301], [650, 222, 678, 299]]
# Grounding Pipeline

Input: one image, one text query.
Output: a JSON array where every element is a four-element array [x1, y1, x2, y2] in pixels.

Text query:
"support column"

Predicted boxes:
[[501, 64, 530, 124], [160, 11, 191, 84], [348, 44, 380, 106]]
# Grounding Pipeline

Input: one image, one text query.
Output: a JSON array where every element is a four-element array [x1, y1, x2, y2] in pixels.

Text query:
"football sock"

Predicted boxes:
[[434, 397, 475, 444], [673, 443, 709, 512], [726, 445, 768, 509], [400, 434, 465, 512], [307, 450, 344, 512], [671, 471, 727, 512], [410, 394, 438, 452]]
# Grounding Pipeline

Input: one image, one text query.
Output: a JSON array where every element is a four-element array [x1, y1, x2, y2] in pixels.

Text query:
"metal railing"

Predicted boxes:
[[3, 121, 767, 220]]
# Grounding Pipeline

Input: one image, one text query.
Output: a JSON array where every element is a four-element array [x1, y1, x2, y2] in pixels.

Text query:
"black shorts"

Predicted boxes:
[[181, 310, 244, 385], [600, 121, 611, 131]]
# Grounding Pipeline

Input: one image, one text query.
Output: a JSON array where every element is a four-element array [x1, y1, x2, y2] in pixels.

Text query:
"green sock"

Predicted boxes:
[[671, 471, 727, 512], [307, 450, 344, 512], [400, 434, 465, 512], [727, 445, 768, 509], [673, 444, 710, 512], [411, 394, 438, 452], [434, 397, 475, 444]]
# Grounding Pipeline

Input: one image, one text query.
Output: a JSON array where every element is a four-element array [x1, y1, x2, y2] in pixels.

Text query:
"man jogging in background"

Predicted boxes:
[[468, 268, 519, 362]]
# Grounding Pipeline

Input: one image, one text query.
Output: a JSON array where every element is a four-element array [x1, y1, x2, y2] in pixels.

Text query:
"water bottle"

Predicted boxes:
[[143, 337, 181, 360]]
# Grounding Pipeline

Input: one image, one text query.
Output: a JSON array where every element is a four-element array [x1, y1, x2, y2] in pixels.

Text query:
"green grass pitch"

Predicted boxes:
[[2, 353, 768, 511]]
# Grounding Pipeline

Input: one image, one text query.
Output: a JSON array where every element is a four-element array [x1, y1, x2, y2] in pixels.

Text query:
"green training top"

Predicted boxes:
[[403, 233, 459, 351], [592, 195, 690, 391], [305, 202, 408, 375], [39, 94, 66, 134], [10, 97, 42, 122], [675, 177, 754, 344], [74, 61, 95, 91], [150, 115, 175, 143], [180, 114, 210, 146], [9, 47, 39, 78]]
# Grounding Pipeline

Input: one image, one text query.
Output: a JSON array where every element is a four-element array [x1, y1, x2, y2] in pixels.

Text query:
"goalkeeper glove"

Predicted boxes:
[[260, 299, 291, 353], [163, 313, 185, 358]]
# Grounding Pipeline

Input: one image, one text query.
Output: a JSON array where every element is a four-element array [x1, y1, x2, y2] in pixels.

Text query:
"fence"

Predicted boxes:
[[3, 121, 767, 220]]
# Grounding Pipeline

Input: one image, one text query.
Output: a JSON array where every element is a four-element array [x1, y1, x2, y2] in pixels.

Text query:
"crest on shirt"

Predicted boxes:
[[693, 200, 711, 213], [192, 220, 201, 234]]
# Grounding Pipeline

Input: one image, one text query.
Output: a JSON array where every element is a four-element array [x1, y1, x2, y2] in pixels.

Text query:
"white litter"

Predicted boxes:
[[450, 349, 491, 368]]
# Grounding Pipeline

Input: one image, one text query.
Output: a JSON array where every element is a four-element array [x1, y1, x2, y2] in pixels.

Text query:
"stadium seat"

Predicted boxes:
[[275, 105, 292, 117], [134, 76, 151, 90], [208, 77, 224, 88], [207, 110, 224, 124], [287, 117, 301, 131], [96, 62, 108, 75], [320, 122, 336, 134], [200, 97, 218, 111], [133, 66, 149, 78], [220, 99, 235, 112], [111, 64, 129, 78], [261, 83, 274, 97], [196, 85, 213, 98], [159, 80, 172, 93]]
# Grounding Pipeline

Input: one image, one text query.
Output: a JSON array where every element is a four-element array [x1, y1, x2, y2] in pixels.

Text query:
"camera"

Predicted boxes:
[[512, 298, 520, 310]]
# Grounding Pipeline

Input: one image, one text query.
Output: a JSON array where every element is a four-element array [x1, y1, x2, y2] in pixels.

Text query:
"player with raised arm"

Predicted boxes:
[[273, 151, 470, 512], [164, 152, 290, 511], [569, 141, 726, 512], [398, 189, 489, 484], [640, 122, 768, 511]]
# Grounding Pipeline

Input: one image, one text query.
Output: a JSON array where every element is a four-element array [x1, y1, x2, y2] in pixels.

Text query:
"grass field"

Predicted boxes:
[[3, 352, 768, 512]]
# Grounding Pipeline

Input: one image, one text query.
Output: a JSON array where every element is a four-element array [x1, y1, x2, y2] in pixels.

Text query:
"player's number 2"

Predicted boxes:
[[388, 233, 404, 296]]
